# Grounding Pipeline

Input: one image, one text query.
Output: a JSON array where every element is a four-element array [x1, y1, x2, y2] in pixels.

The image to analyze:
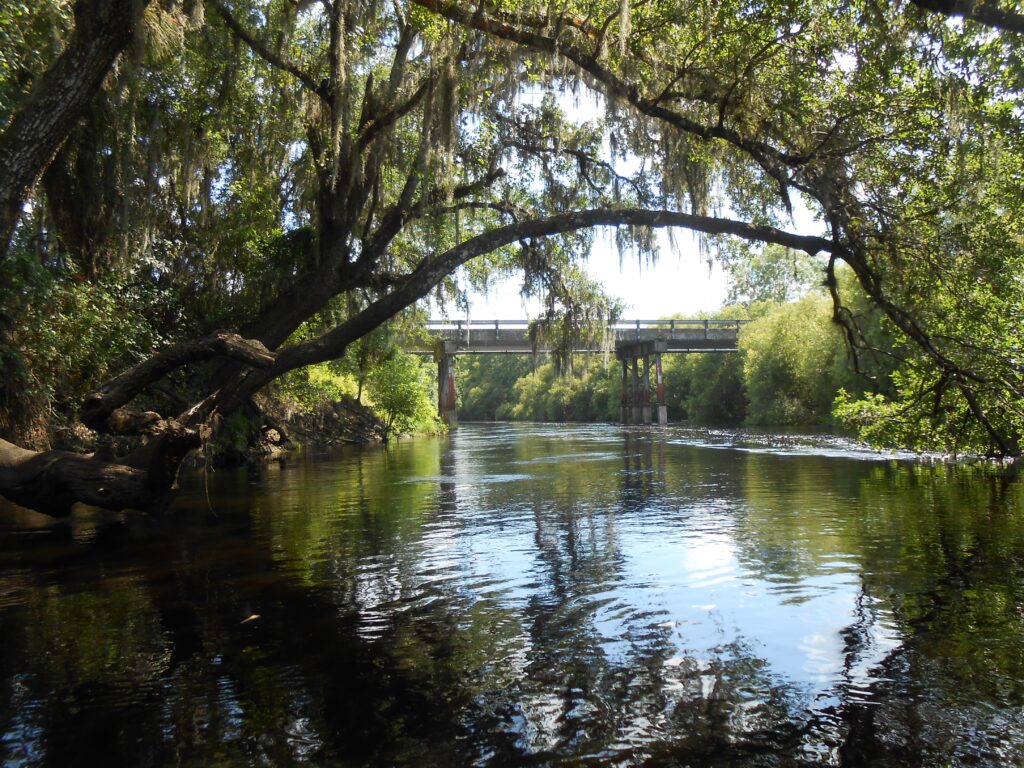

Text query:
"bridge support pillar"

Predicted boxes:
[[641, 355, 652, 424], [434, 340, 458, 429], [617, 340, 668, 427], [620, 358, 630, 424], [655, 352, 667, 426], [630, 357, 643, 424]]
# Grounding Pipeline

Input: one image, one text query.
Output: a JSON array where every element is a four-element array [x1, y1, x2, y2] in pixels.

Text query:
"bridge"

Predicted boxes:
[[412, 319, 745, 428]]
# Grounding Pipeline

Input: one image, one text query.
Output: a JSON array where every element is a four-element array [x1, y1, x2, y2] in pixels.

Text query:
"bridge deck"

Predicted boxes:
[[408, 319, 745, 354]]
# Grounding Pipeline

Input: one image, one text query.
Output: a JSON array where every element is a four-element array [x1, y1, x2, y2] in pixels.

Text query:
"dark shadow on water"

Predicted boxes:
[[1, 426, 1023, 766]]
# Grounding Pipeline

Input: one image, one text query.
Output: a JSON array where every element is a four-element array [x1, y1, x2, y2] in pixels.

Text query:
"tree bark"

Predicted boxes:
[[909, 0, 1024, 34], [80, 330, 275, 432], [0, 438, 159, 518], [0, 0, 152, 260]]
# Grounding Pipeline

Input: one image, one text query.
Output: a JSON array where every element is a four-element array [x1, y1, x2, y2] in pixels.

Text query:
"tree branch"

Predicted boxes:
[[357, 80, 430, 150], [207, 206, 832, 413], [411, 0, 811, 183], [211, 0, 331, 101], [0, 0, 154, 260], [910, 0, 1024, 34], [81, 330, 276, 431]]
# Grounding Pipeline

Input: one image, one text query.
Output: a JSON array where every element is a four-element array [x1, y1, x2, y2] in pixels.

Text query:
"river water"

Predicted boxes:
[[1, 423, 1023, 766]]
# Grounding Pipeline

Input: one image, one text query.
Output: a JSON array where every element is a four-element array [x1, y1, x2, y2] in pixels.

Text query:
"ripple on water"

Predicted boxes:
[[2, 423, 1023, 767]]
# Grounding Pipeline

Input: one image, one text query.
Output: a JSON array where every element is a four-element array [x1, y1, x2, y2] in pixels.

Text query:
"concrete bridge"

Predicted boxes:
[[410, 319, 745, 428]]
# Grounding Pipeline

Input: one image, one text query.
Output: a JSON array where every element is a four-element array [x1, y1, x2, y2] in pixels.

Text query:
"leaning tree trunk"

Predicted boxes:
[[0, 435, 191, 518], [0, 332, 275, 517], [0, 0, 152, 260]]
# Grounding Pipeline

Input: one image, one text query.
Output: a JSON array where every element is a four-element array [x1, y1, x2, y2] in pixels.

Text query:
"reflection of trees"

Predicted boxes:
[[735, 455, 1024, 764], [0, 429, 814, 765], [619, 431, 662, 506], [733, 451, 868, 582], [831, 468, 1024, 764], [4, 434, 1024, 765], [487, 428, 814, 763], [0, 437, 518, 766]]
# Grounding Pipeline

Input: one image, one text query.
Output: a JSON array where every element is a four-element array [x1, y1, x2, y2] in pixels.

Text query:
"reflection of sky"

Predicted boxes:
[[625, 526, 861, 685], [412, 425, 903, 718], [308, 422, 912, 756]]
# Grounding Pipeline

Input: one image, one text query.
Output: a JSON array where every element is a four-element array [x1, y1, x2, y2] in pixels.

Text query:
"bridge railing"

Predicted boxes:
[[413, 319, 748, 354], [422, 319, 748, 331]]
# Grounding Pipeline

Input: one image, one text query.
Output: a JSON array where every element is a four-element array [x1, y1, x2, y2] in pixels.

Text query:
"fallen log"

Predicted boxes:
[[0, 437, 157, 517]]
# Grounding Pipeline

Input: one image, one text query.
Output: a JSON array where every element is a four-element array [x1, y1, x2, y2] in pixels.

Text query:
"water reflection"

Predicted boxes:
[[1, 425, 1023, 766]]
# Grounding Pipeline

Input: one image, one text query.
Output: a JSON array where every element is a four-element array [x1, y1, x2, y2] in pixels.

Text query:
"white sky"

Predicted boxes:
[[458, 227, 729, 320]]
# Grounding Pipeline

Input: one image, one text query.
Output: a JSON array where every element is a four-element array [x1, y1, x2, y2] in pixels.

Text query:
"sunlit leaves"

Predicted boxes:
[[366, 352, 441, 440], [0, 0, 72, 124]]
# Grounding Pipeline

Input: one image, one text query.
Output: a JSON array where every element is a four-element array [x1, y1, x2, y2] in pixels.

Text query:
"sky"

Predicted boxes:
[[458, 227, 730, 321], [451, 200, 824, 321]]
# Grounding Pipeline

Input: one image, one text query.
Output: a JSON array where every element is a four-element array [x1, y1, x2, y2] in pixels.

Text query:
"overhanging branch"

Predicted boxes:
[[81, 330, 276, 432], [910, 0, 1024, 34], [208, 206, 832, 413], [411, 0, 811, 182], [212, 0, 331, 101]]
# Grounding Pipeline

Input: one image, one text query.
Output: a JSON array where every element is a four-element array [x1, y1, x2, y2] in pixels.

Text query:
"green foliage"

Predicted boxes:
[[584, 359, 625, 422], [0, 1, 71, 124], [366, 352, 442, 441], [834, 371, 1014, 458], [273, 362, 358, 414], [459, 355, 534, 421], [457, 287, 896, 431], [3, 0, 1024, 460], [0, 249, 167, 443], [499, 358, 621, 423], [337, 326, 400, 404], [215, 411, 256, 454], [526, 264, 624, 375], [661, 306, 753, 425], [741, 294, 851, 426], [725, 244, 826, 306], [666, 352, 747, 425], [458, 354, 624, 424]]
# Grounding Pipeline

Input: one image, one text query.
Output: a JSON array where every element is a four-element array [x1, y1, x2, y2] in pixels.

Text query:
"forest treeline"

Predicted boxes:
[[460, 298, 875, 430], [460, 251, 900, 435], [2, 0, 1023, 515]]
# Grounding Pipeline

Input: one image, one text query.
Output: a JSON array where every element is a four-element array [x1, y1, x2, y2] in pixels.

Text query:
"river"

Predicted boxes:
[[1, 423, 1023, 766]]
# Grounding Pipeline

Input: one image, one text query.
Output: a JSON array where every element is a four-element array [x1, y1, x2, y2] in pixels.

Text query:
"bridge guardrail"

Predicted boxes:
[[422, 319, 749, 329], [412, 319, 747, 354]]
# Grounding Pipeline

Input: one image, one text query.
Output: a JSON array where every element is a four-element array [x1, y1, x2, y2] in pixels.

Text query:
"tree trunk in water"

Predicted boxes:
[[0, 330, 276, 516], [0, 436, 190, 518]]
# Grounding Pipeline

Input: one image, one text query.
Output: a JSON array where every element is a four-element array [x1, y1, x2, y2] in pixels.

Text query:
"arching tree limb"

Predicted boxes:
[[80, 331, 275, 432], [207, 207, 834, 414]]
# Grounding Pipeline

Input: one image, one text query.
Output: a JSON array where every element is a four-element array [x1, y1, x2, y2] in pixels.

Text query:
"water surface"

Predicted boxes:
[[1, 423, 1023, 766]]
